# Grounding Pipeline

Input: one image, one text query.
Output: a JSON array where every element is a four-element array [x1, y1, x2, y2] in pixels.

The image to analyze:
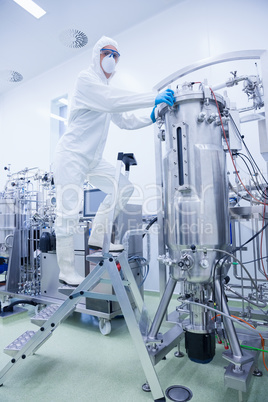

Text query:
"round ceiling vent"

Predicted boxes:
[[9, 71, 23, 82], [59, 29, 88, 49], [0, 70, 23, 83]]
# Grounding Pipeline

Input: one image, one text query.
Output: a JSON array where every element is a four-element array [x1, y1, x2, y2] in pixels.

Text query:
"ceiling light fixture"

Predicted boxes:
[[13, 0, 46, 19]]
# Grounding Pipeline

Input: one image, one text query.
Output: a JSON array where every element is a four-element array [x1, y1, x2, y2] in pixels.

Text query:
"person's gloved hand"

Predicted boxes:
[[150, 106, 156, 123], [155, 89, 175, 106]]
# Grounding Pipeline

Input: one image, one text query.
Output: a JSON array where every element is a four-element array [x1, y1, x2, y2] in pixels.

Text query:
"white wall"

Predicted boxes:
[[1, 0, 268, 291]]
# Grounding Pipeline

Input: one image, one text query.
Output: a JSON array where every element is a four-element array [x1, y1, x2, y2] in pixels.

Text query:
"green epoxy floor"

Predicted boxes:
[[0, 292, 267, 402]]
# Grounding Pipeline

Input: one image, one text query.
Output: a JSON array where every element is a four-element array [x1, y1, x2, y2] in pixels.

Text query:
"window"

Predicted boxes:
[[50, 95, 68, 164]]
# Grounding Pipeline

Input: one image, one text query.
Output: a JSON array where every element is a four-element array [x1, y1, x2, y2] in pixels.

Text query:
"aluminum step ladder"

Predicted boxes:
[[0, 153, 166, 401], [1, 252, 166, 401]]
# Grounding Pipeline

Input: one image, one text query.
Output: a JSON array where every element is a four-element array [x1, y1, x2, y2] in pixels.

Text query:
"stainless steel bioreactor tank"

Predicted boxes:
[[152, 83, 230, 363], [161, 84, 230, 278]]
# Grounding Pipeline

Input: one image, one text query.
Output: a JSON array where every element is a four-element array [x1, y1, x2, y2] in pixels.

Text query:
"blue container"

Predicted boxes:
[[0, 257, 8, 274]]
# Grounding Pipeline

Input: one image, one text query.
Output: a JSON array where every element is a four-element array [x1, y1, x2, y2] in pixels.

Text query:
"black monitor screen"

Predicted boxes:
[[83, 189, 106, 217]]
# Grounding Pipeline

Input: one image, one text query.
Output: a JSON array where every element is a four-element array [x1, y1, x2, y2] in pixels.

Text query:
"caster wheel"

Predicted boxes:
[[99, 318, 111, 335], [253, 369, 263, 377]]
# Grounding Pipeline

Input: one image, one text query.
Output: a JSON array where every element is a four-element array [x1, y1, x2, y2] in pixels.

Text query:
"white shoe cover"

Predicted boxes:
[[57, 236, 84, 286], [88, 237, 124, 252], [59, 271, 84, 286]]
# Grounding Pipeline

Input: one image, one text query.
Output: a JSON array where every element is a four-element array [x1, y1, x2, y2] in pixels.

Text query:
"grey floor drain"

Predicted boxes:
[[166, 385, 193, 402]]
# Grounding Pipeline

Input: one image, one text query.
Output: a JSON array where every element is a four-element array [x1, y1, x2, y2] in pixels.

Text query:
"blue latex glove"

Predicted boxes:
[[155, 89, 175, 106], [150, 106, 156, 123]]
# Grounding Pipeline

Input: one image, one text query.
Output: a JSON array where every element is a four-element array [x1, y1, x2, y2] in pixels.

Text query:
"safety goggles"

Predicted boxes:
[[100, 48, 120, 61]]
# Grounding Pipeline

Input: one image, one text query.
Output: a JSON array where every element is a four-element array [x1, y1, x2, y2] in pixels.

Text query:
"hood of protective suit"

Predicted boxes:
[[90, 36, 119, 82]]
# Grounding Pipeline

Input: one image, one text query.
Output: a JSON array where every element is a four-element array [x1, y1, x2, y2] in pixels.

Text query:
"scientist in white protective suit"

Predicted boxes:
[[53, 36, 175, 286]]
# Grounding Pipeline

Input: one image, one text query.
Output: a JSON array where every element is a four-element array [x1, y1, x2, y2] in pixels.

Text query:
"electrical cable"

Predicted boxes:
[[236, 153, 256, 177], [210, 88, 266, 205], [212, 313, 268, 371], [235, 153, 268, 200], [211, 248, 258, 291], [128, 255, 149, 288], [229, 114, 268, 188], [229, 181, 258, 204], [242, 255, 268, 265], [212, 255, 226, 321], [224, 284, 267, 308], [212, 250, 259, 321], [142, 217, 157, 238], [232, 220, 268, 253], [126, 217, 157, 285], [211, 249, 262, 320], [260, 189, 268, 280], [232, 315, 268, 372], [240, 344, 268, 353], [3, 300, 38, 313], [184, 299, 257, 332]]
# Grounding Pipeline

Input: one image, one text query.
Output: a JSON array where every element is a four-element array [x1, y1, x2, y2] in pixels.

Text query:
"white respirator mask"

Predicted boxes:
[[101, 54, 116, 74]]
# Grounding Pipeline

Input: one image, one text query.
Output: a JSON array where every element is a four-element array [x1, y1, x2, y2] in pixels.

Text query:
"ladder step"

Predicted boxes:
[[86, 251, 120, 264], [31, 304, 60, 326], [86, 251, 104, 264], [4, 330, 36, 356], [57, 285, 76, 296]]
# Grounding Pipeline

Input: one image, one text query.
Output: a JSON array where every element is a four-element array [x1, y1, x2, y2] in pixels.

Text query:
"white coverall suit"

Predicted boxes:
[[53, 36, 155, 286]]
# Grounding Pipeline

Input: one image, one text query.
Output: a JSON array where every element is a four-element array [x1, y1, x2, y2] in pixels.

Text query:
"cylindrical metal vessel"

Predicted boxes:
[[159, 84, 230, 283], [0, 199, 16, 250]]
